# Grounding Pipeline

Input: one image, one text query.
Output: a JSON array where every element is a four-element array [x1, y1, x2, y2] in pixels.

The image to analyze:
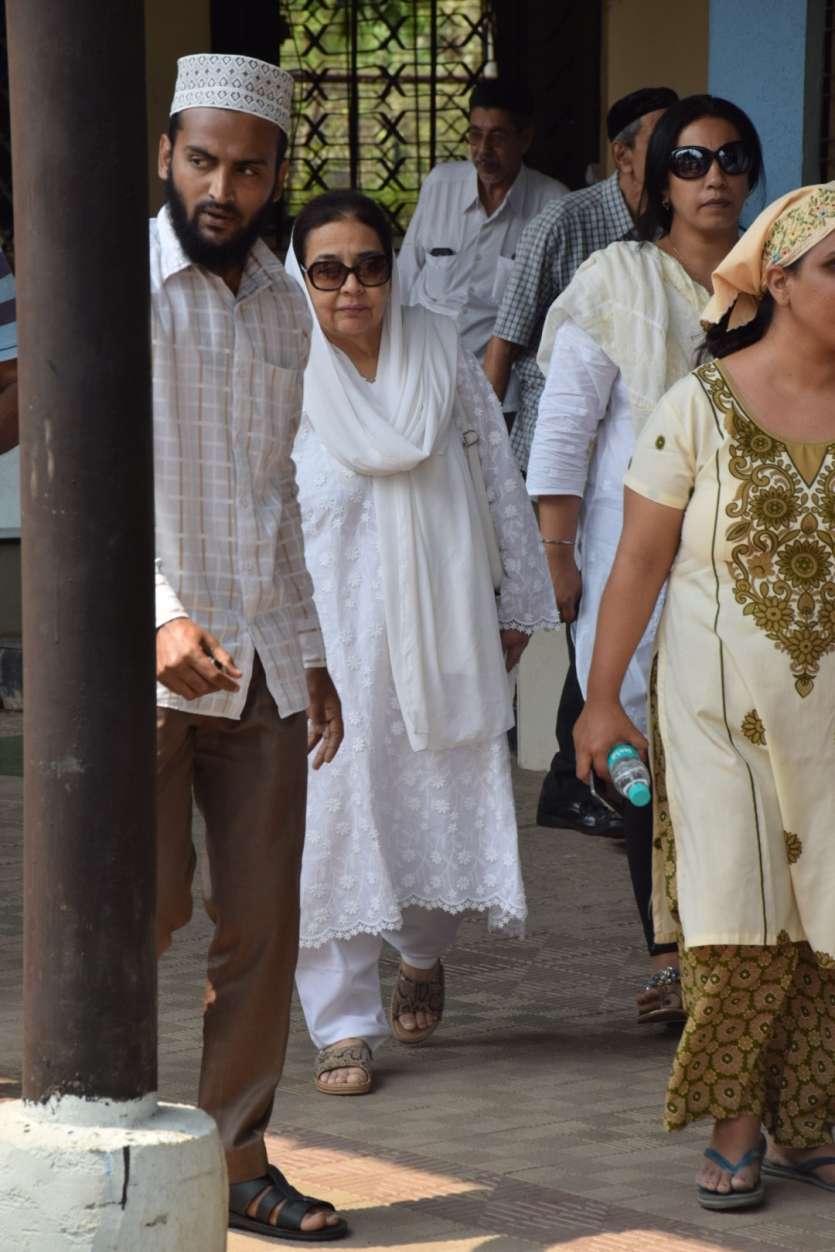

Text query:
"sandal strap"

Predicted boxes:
[[636, 981, 685, 1022], [794, 1154, 835, 1174], [229, 1165, 335, 1230], [315, 1041, 372, 1079], [271, 1195, 313, 1230], [266, 1165, 336, 1217], [230, 1175, 274, 1216], [391, 962, 445, 1018], [256, 1188, 283, 1225], [643, 965, 681, 991], [704, 1134, 765, 1176]]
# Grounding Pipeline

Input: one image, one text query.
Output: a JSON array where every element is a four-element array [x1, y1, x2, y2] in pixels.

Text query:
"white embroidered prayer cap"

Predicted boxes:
[[170, 53, 293, 135]]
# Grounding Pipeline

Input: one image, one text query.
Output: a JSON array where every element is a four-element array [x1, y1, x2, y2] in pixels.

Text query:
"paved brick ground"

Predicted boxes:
[[1, 708, 833, 1250]]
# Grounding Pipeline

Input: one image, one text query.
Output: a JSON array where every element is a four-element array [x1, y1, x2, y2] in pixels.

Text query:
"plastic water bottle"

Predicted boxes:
[[607, 743, 651, 807]]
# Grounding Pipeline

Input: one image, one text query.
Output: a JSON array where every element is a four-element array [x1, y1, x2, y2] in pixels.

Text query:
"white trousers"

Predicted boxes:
[[295, 906, 461, 1051]]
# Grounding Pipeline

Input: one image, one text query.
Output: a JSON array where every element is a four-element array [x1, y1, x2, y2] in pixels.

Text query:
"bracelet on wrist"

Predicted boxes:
[[541, 537, 575, 547]]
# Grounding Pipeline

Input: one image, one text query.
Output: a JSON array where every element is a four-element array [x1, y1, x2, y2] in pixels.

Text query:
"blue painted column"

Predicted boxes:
[[709, 0, 826, 203]]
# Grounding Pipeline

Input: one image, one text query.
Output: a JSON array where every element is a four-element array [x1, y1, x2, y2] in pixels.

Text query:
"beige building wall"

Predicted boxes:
[[601, 0, 709, 172], [145, 0, 212, 212]]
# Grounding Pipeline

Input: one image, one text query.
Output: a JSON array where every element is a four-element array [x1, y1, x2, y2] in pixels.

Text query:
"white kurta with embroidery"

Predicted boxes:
[[526, 320, 655, 730], [528, 242, 709, 734], [294, 349, 557, 948]]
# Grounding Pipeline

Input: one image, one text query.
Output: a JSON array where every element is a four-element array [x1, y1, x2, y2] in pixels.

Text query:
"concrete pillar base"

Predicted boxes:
[[0, 1096, 227, 1251]]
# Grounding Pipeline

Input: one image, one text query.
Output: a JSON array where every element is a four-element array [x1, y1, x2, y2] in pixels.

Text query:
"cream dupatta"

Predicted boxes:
[[285, 246, 512, 752], [537, 241, 708, 436]]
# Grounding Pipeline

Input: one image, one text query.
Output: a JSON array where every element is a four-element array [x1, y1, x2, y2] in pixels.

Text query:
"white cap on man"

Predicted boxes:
[[170, 53, 293, 135]]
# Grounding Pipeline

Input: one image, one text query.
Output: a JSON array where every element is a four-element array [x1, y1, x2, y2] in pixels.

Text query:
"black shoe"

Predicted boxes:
[[536, 789, 624, 837]]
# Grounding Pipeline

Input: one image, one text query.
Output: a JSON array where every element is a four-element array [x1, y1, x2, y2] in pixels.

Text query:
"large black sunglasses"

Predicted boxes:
[[668, 141, 753, 180], [302, 254, 391, 291]]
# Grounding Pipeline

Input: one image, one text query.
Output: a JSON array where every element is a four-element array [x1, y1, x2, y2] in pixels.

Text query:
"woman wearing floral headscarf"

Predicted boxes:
[[575, 183, 835, 1211]]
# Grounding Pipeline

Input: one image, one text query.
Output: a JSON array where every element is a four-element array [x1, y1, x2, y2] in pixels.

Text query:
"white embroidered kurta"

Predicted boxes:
[[295, 350, 557, 948], [527, 320, 659, 733], [528, 243, 709, 733]]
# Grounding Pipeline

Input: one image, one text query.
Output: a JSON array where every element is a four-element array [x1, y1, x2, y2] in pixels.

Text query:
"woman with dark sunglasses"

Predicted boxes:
[[527, 95, 762, 1024], [284, 190, 557, 1096]]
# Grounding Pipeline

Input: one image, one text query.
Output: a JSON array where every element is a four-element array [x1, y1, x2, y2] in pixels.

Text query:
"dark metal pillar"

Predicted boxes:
[[429, 0, 438, 169], [348, 0, 360, 187], [211, 0, 286, 61], [7, 0, 157, 1102]]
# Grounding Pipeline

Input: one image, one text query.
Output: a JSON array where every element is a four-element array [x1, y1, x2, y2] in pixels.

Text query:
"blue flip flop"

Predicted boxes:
[[697, 1133, 766, 1211], [763, 1151, 835, 1193]]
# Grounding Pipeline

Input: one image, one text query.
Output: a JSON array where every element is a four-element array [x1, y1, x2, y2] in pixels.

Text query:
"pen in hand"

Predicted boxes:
[[200, 636, 241, 686], [157, 619, 242, 701]]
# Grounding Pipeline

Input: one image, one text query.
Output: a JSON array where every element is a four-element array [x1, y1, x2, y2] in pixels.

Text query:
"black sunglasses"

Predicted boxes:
[[668, 141, 753, 180], [302, 254, 391, 291]]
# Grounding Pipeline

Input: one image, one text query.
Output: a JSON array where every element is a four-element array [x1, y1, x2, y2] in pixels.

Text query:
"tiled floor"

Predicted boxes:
[[1, 710, 833, 1250]]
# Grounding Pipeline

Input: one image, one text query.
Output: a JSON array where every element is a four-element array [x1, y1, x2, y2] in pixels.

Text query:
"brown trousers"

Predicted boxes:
[[156, 659, 307, 1183]]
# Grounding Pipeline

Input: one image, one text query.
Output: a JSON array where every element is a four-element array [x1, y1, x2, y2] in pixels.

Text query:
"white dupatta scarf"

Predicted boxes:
[[285, 244, 512, 752], [537, 241, 708, 435]]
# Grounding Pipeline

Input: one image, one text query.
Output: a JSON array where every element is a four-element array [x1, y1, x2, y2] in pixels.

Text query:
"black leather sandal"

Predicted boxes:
[[229, 1164, 348, 1242]]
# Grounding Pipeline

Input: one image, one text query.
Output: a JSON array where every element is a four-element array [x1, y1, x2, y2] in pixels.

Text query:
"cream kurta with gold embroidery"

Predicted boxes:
[[624, 360, 835, 965]]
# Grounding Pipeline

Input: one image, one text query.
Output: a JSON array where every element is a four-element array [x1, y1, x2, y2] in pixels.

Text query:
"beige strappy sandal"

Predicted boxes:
[[390, 961, 445, 1045], [314, 1039, 373, 1096]]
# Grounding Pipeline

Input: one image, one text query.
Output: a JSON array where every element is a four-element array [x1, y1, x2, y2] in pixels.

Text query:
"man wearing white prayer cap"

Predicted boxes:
[[151, 53, 347, 1241]]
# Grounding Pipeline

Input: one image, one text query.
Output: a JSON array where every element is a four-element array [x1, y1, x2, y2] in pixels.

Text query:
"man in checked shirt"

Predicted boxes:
[[152, 55, 347, 1242]]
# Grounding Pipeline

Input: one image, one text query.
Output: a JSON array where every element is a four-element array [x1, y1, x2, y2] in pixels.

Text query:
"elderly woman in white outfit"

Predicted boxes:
[[528, 95, 763, 1020], [286, 190, 556, 1095]]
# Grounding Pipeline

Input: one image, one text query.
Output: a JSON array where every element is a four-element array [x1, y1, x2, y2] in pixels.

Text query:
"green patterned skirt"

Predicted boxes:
[[666, 941, 835, 1146]]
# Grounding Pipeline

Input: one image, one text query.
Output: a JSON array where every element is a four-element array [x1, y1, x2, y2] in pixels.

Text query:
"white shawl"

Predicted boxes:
[[537, 241, 708, 435], [285, 246, 512, 752]]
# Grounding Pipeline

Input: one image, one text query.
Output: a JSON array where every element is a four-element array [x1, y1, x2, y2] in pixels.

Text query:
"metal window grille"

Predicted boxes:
[[279, 0, 492, 239], [821, 0, 835, 181]]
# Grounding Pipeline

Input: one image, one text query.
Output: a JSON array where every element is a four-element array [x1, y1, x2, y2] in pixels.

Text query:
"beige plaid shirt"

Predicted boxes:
[[151, 206, 325, 719]]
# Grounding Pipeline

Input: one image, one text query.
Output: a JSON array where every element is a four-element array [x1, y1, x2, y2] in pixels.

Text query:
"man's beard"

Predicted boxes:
[[165, 172, 275, 273]]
